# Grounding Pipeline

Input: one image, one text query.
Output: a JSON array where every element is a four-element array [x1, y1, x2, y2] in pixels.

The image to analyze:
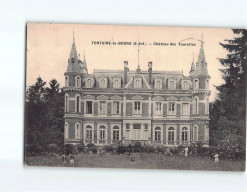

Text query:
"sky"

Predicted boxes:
[[26, 23, 234, 102]]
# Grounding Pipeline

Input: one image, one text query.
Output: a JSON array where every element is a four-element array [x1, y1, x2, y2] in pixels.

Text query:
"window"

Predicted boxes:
[[76, 76, 80, 87], [65, 94, 69, 112], [113, 79, 121, 88], [182, 103, 189, 115], [99, 101, 107, 115], [194, 97, 199, 114], [206, 79, 209, 89], [205, 98, 209, 114], [86, 125, 92, 140], [144, 124, 148, 130], [75, 95, 80, 113], [113, 126, 120, 140], [133, 123, 141, 140], [154, 127, 161, 141], [181, 127, 188, 142], [155, 102, 162, 115], [65, 76, 69, 87], [193, 126, 198, 141], [194, 79, 199, 89], [99, 125, 106, 141], [168, 127, 175, 141], [86, 101, 93, 114], [75, 123, 80, 139], [86, 79, 93, 88], [134, 101, 141, 114], [99, 79, 107, 88], [205, 125, 209, 141], [168, 102, 175, 115], [184, 81, 188, 90], [126, 123, 130, 130], [65, 123, 69, 139], [170, 81, 175, 90], [155, 80, 162, 89], [134, 79, 142, 89], [113, 101, 120, 114]]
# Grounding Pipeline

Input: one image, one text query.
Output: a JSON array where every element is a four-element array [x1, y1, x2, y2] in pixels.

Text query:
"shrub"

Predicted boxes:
[[87, 143, 98, 154], [103, 145, 114, 152], [47, 143, 60, 154], [76, 144, 85, 153], [65, 144, 78, 155], [155, 146, 167, 154], [143, 145, 155, 153], [117, 145, 126, 154], [133, 142, 143, 153]]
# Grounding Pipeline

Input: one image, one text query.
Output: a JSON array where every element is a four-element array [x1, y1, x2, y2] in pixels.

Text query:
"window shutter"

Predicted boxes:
[[163, 103, 167, 116], [107, 102, 111, 116], [177, 104, 181, 116], [94, 102, 98, 116]]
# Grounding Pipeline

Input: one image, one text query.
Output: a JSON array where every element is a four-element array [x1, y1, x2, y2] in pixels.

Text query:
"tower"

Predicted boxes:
[[190, 39, 211, 146], [64, 34, 85, 144]]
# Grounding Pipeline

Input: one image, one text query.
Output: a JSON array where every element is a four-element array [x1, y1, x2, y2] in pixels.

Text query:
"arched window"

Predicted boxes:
[[193, 126, 198, 141], [194, 79, 199, 89], [86, 79, 93, 88], [65, 76, 69, 87], [75, 76, 81, 87], [65, 123, 69, 139], [194, 97, 199, 114], [113, 125, 120, 140], [205, 97, 209, 114], [100, 79, 106, 88], [168, 127, 175, 141], [65, 94, 69, 113], [154, 126, 161, 141], [99, 125, 106, 141], [86, 125, 92, 140], [170, 81, 175, 90], [184, 81, 188, 90], [75, 123, 80, 139], [75, 94, 81, 113], [181, 127, 188, 142]]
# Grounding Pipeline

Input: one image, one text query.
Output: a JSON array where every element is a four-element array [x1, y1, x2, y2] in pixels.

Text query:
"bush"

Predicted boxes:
[[65, 144, 78, 155], [87, 143, 98, 154], [143, 145, 155, 153], [46, 143, 60, 154], [117, 145, 126, 154], [103, 145, 114, 152], [76, 144, 85, 153], [155, 146, 167, 154], [133, 142, 143, 153]]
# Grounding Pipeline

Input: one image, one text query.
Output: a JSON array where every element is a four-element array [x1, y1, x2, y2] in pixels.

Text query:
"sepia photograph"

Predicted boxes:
[[24, 23, 246, 172]]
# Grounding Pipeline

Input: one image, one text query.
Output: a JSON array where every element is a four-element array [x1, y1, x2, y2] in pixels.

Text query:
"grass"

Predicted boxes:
[[25, 153, 246, 172]]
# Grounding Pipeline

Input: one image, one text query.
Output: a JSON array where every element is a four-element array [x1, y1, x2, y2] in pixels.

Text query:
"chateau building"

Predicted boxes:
[[64, 36, 211, 146]]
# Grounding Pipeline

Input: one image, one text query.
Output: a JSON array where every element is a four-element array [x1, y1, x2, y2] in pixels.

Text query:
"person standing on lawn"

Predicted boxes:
[[131, 152, 135, 162], [62, 154, 66, 165], [214, 153, 219, 163], [69, 154, 75, 165], [184, 147, 189, 157]]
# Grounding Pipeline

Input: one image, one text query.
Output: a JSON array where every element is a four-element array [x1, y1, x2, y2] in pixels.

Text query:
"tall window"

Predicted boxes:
[[134, 101, 141, 114], [133, 123, 141, 140], [205, 98, 209, 114], [65, 94, 69, 112], [76, 95, 80, 113], [182, 103, 189, 115], [195, 79, 199, 89], [206, 79, 209, 89], [155, 102, 162, 115], [99, 101, 107, 115], [86, 101, 93, 114], [170, 81, 175, 90], [86, 79, 92, 88], [168, 127, 175, 141], [75, 123, 80, 139], [184, 81, 188, 90], [86, 125, 92, 140], [168, 102, 175, 115], [113, 79, 120, 88], [65, 123, 69, 139], [155, 80, 162, 89], [113, 101, 120, 114], [154, 126, 161, 141], [193, 126, 198, 141], [113, 126, 120, 140], [76, 76, 80, 87], [194, 97, 199, 114], [65, 76, 69, 87], [181, 127, 188, 142], [100, 79, 106, 88], [99, 125, 106, 141]]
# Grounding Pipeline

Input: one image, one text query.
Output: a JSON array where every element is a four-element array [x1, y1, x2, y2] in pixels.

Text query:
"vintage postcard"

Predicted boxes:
[[25, 23, 246, 171]]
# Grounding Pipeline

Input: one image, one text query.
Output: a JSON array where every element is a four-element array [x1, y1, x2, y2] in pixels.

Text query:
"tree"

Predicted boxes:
[[209, 29, 246, 159]]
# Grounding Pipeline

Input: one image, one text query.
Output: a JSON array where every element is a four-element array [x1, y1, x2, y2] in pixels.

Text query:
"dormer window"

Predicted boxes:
[[169, 80, 176, 90], [182, 80, 189, 90], [134, 78, 142, 89], [155, 79, 162, 90], [75, 76, 81, 87], [113, 78, 121, 88], [86, 79, 93, 88], [99, 78, 107, 88]]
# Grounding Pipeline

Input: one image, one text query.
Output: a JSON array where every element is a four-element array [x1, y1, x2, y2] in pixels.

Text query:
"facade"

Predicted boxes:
[[64, 37, 211, 147]]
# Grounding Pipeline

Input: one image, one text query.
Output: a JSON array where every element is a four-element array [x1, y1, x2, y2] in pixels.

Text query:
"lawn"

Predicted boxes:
[[25, 153, 245, 172]]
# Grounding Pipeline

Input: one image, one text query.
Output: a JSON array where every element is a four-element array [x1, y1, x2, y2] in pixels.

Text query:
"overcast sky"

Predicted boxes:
[[26, 23, 234, 102]]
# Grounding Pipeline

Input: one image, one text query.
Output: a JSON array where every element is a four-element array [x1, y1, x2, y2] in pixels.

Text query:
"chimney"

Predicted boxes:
[[148, 61, 152, 85], [124, 61, 129, 84]]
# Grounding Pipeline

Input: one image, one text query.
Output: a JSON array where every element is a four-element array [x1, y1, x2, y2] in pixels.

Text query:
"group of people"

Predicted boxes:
[[62, 154, 75, 166]]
